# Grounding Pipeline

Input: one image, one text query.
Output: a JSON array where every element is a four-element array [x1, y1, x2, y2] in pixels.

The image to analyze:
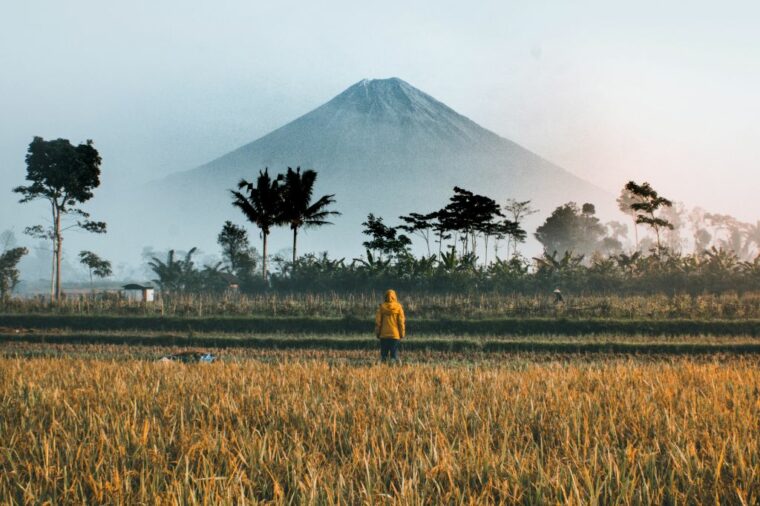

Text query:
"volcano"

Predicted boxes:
[[145, 78, 610, 257]]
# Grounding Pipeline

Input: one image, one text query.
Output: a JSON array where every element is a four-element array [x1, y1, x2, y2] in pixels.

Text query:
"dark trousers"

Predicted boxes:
[[379, 338, 400, 362]]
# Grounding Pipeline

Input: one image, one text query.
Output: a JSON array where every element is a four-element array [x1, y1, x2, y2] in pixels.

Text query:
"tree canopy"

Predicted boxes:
[[13, 137, 106, 300], [535, 202, 607, 257]]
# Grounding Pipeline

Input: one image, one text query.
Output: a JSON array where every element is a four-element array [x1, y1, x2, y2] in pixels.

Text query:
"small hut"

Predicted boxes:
[[220, 273, 240, 292], [122, 283, 155, 302]]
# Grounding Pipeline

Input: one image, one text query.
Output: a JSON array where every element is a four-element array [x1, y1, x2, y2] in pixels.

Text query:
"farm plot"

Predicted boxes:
[[1, 353, 759, 504]]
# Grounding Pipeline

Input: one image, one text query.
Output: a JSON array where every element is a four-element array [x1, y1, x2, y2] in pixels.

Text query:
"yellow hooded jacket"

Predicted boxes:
[[375, 289, 406, 339]]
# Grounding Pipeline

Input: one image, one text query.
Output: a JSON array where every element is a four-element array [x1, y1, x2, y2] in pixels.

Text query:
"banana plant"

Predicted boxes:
[[533, 250, 584, 276], [701, 246, 740, 274], [352, 250, 392, 276]]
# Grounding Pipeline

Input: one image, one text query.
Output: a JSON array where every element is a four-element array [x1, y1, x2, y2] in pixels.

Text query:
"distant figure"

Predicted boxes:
[[375, 289, 406, 362], [553, 288, 564, 304]]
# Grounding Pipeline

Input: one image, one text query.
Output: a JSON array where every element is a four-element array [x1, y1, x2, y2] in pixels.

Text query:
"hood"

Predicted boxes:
[[380, 289, 402, 314]]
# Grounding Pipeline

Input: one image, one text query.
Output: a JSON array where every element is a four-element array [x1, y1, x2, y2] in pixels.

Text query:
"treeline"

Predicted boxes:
[[265, 248, 760, 295], [8, 136, 760, 299], [143, 178, 760, 295]]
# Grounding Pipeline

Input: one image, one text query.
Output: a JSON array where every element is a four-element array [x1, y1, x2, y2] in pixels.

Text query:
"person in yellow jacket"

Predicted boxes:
[[375, 289, 406, 362]]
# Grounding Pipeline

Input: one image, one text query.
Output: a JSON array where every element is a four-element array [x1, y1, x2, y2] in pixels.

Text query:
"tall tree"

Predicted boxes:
[[399, 212, 437, 256], [430, 209, 455, 258], [617, 186, 644, 249], [442, 187, 502, 257], [231, 169, 283, 282], [78, 251, 112, 292], [624, 181, 673, 251], [497, 219, 527, 259], [13, 137, 106, 301], [278, 167, 340, 266], [503, 199, 537, 256]]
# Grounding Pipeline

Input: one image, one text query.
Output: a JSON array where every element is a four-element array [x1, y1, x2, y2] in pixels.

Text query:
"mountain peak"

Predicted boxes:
[[357, 77, 405, 86], [147, 77, 609, 259], [314, 77, 497, 149], [193, 77, 522, 174], [329, 77, 431, 116]]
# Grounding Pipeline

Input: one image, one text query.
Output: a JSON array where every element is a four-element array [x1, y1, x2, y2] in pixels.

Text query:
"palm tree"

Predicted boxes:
[[231, 169, 283, 282], [279, 167, 340, 266]]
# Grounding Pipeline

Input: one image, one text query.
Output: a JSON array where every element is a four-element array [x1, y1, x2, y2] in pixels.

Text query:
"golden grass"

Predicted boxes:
[[1, 355, 759, 504]]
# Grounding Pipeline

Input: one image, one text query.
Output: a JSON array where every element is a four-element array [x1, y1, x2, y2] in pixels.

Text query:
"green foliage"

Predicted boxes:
[[361, 214, 411, 260], [147, 247, 264, 295], [624, 181, 674, 250], [148, 249, 199, 294], [440, 187, 502, 255], [217, 221, 258, 279], [398, 190, 528, 261], [278, 167, 340, 264], [231, 167, 339, 279], [14, 137, 102, 205], [501, 199, 536, 256], [265, 246, 760, 295], [231, 169, 283, 281], [398, 212, 437, 256], [78, 250, 112, 290], [13, 136, 106, 300], [534, 202, 607, 256], [231, 170, 282, 237]]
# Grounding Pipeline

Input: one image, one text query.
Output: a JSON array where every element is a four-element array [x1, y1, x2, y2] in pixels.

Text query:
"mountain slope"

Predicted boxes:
[[147, 78, 611, 257]]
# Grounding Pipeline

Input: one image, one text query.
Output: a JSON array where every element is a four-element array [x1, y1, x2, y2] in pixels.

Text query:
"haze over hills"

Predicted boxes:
[[139, 78, 611, 258]]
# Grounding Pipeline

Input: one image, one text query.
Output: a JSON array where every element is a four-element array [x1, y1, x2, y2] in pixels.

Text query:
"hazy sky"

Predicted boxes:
[[1, 0, 759, 234]]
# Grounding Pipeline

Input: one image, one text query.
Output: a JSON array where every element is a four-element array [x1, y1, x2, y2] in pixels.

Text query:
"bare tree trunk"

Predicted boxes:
[[292, 227, 298, 267], [262, 232, 268, 282], [55, 210, 62, 302], [50, 243, 55, 302], [632, 213, 639, 249], [49, 203, 56, 302], [650, 212, 661, 251]]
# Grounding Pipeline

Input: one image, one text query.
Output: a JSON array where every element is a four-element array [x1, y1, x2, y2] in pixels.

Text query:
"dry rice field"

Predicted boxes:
[[1, 349, 759, 504]]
